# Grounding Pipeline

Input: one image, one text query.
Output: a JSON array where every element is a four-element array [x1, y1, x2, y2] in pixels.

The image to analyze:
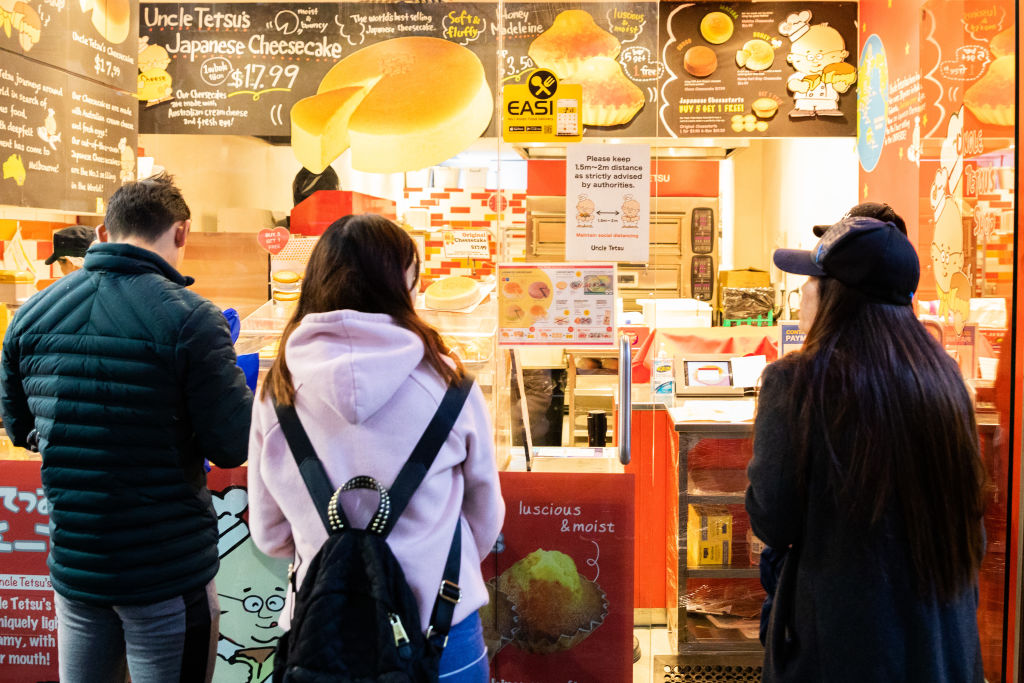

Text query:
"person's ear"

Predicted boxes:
[[97, 224, 109, 243], [174, 219, 191, 248]]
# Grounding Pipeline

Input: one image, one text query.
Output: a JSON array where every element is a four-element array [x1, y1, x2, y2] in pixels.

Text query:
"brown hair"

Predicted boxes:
[[262, 214, 462, 406], [105, 172, 190, 241], [783, 276, 985, 601]]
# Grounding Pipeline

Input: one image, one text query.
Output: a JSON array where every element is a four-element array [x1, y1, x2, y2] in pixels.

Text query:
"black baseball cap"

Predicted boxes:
[[45, 225, 96, 264], [774, 216, 920, 305], [813, 202, 906, 237]]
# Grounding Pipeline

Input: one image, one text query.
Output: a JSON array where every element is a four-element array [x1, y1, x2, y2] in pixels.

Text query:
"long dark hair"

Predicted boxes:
[[783, 276, 985, 601], [262, 214, 463, 406]]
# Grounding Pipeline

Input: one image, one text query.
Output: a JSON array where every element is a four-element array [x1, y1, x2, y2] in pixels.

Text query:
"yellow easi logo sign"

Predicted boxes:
[[502, 69, 583, 143]]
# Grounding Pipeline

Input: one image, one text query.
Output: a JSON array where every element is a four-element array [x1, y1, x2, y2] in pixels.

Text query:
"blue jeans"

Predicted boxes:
[[55, 580, 219, 683], [438, 613, 488, 681]]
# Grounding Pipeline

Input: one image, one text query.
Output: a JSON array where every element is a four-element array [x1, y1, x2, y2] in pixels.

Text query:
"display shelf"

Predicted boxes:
[[688, 468, 748, 501], [674, 407, 761, 660], [684, 565, 760, 579], [681, 614, 762, 651]]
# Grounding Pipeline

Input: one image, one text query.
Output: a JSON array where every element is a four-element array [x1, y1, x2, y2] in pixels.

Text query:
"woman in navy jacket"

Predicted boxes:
[[747, 217, 985, 682]]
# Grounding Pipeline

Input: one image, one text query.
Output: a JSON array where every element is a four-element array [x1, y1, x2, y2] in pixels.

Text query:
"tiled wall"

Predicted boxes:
[[0, 218, 77, 294], [398, 187, 527, 286]]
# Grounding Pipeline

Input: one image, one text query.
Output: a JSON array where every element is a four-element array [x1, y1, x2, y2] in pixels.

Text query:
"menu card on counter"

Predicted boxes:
[[498, 263, 616, 347], [658, 1, 856, 138], [0, 0, 137, 91], [139, 2, 499, 136], [0, 52, 137, 213]]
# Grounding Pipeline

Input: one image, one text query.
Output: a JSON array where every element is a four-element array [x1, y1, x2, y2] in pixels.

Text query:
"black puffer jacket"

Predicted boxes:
[[0, 243, 252, 605]]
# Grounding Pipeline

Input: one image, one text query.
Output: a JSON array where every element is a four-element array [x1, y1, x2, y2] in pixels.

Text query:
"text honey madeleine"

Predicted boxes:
[[528, 10, 621, 80], [700, 11, 734, 44], [299, 37, 493, 174], [684, 46, 718, 78], [562, 56, 644, 127]]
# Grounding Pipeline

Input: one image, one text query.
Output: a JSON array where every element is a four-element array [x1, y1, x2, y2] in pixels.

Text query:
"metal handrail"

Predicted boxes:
[[618, 333, 631, 465]]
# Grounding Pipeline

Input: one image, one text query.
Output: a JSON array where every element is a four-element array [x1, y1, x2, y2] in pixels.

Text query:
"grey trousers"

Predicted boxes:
[[55, 579, 219, 683]]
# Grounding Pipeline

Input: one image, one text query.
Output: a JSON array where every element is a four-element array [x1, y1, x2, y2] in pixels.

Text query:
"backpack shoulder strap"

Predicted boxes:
[[381, 374, 474, 537], [273, 400, 345, 533]]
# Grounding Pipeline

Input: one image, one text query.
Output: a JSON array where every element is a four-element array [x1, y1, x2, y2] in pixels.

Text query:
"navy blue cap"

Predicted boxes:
[[812, 202, 907, 237], [774, 216, 920, 305]]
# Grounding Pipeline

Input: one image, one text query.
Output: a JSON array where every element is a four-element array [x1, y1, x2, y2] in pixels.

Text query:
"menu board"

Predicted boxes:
[[0, 0, 137, 91], [139, 3, 499, 136], [0, 52, 137, 213], [498, 263, 616, 347], [499, 2, 660, 137], [658, 2, 857, 138]]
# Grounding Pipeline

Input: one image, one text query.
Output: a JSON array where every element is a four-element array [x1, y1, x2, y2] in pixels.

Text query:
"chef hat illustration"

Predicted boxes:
[[138, 36, 149, 54], [213, 487, 250, 559], [930, 107, 964, 221], [779, 10, 812, 41]]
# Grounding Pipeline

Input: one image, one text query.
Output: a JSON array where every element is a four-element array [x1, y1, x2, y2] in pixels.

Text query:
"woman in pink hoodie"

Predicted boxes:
[[247, 214, 504, 681]]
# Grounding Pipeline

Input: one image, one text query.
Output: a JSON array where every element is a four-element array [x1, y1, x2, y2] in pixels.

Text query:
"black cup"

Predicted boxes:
[[587, 410, 607, 447]]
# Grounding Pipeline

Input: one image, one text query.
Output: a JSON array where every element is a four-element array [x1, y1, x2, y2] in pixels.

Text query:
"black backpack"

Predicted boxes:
[[271, 376, 473, 682]]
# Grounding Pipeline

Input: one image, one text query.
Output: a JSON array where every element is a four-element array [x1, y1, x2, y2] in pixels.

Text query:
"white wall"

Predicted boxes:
[[727, 138, 859, 302]]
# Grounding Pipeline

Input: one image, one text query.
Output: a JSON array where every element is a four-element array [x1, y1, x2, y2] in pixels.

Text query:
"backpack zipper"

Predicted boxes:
[[389, 613, 412, 659]]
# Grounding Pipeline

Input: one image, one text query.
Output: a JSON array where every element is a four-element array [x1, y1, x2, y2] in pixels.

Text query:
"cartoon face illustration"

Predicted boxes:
[[217, 538, 288, 650], [931, 202, 964, 293], [787, 25, 848, 75], [576, 196, 595, 227], [139, 43, 171, 72], [622, 197, 640, 220], [212, 487, 289, 683]]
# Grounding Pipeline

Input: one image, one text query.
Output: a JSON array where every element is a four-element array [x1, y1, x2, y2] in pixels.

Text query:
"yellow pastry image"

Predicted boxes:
[[528, 10, 621, 80], [822, 61, 857, 88], [12, 2, 41, 51], [424, 275, 480, 310], [989, 27, 1014, 59], [684, 46, 717, 78], [271, 270, 302, 293], [304, 37, 493, 174], [502, 281, 523, 298], [700, 11, 733, 44], [89, 0, 130, 44], [964, 55, 1014, 126], [479, 579, 518, 660], [291, 87, 371, 175], [498, 549, 607, 654], [562, 56, 644, 127], [755, 120, 769, 132], [737, 39, 774, 71], [505, 304, 525, 323], [751, 97, 779, 119]]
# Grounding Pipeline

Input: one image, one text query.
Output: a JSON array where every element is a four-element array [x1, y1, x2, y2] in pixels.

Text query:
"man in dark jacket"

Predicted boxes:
[[0, 173, 253, 683]]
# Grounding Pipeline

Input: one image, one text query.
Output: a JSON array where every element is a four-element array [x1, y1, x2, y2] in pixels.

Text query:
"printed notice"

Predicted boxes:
[[498, 263, 615, 347], [565, 144, 649, 262], [442, 229, 491, 258]]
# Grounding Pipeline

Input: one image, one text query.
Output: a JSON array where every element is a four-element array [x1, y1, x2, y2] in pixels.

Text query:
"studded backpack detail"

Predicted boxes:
[[271, 376, 473, 682]]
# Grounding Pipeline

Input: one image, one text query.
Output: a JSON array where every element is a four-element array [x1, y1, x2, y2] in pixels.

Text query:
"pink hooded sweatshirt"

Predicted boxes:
[[247, 310, 504, 632]]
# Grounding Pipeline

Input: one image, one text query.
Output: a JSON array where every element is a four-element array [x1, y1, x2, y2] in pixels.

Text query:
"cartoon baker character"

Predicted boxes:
[[137, 37, 174, 106], [576, 195, 595, 228], [621, 194, 640, 228], [117, 137, 136, 183], [779, 11, 857, 118], [213, 487, 289, 683], [930, 107, 970, 334]]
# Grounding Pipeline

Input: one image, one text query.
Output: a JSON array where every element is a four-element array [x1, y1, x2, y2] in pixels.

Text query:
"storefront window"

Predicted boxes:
[[0, 0, 1018, 681]]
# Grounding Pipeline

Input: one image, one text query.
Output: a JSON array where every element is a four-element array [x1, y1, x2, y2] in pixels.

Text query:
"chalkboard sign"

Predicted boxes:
[[498, 2, 660, 137], [0, 51, 137, 213], [658, 2, 857, 138], [139, 3, 499, 136], [0, 0, 137, 92]]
